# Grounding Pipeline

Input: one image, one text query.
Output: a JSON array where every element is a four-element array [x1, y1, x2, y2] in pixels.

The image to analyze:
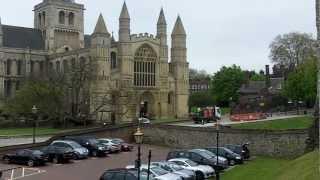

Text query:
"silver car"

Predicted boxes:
[[126, 164, 182, 180], [50, 140, 89, 159], [169, 158, 215, 179], [98, 138, 121, 153], [151, 161, 196, 180]]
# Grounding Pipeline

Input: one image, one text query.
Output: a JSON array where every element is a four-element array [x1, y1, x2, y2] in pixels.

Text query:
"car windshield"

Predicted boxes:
[[169, 164, 183, 171], [32, 150, 43, 155], [88, 139, 99, 144], [69, 142, 82, 148], [223, 148, 235, 154], [112, 139, 124, 144], [186, 160, 198, 167], [195, 150, 214, 159], [151, 167, 168, 176]]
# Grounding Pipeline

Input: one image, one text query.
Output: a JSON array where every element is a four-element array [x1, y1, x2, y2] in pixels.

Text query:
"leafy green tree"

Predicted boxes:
[[250, 73, 265, 81], [4, 80, 64, 117], [210, 65, 246, 106], [189, 91, 215, 107], [282, 56, 317, 106]]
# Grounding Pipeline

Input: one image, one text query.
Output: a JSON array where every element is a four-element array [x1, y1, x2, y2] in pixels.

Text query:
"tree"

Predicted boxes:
[[269, 32, 315, 69], [189, 91, 215, 107], [4, 79, 64, 118], [210, 65, 246, 106], [282, 56, 317, 107], [189, 68, 210, 80]]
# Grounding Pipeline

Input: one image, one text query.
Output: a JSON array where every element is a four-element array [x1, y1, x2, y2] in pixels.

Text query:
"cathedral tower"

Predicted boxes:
[[171, 16, 189, 118], [33, 0, 85, 52], [90, 14, 111, 121]]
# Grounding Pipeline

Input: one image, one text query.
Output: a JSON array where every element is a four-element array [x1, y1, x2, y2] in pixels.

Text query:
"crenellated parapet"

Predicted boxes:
[[130, 33, 160, 43]]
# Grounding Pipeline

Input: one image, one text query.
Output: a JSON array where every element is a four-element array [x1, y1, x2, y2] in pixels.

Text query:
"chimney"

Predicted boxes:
[[265, 65, 271, 88]]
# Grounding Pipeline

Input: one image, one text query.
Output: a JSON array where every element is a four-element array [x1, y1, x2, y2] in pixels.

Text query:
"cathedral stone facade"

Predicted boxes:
[[0, 0, 189, 122]]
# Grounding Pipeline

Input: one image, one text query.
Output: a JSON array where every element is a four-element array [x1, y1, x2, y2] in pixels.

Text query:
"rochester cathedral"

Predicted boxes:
[[0, 0, 189, 122]]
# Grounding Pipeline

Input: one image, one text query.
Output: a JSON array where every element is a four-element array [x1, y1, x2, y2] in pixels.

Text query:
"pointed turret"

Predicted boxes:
[[93, 14, 110, 36], [120, 2, 130, 20], [157, 8, 167, 26], [119, 2, 131, 42], [91, 14, 111, 47], [157, 8, 167, 44], [172, 16, 186, 36]]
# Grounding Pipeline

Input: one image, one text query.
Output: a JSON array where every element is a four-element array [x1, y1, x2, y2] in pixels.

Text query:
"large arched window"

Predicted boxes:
[[68, 12, 74, 25], [38, 13, 42, 26], [111, 52, 117, 69], [59, 11, 65, 24], [134, 44, 157, 87], [42, 12, 46, 26]]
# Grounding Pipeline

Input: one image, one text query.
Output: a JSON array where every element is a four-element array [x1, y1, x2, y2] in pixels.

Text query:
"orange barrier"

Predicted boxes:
[[230, 113, 267, 122]]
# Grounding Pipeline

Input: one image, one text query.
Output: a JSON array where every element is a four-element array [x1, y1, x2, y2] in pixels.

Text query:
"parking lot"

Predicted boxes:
[[0, 144, 171, 180]]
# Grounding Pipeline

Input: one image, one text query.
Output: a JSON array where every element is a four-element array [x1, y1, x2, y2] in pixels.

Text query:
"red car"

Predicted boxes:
[[111, 138, 134, 152]]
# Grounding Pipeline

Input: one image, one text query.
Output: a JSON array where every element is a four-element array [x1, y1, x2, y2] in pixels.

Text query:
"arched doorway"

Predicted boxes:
[[138, 92, 155, 118]]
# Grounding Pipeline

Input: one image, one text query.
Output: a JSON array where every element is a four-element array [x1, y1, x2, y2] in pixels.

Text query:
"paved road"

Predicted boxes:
[[0, 137, 51, 147], [0, 144, 173, 180], [172, 115, 305, 128]]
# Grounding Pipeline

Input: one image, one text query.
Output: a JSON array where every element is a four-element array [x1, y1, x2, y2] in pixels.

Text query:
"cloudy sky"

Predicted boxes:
[[0, 0, 316, 73]]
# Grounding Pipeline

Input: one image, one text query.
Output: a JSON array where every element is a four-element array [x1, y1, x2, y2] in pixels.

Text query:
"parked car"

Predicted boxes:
[[111, 138, 134, 152], [98, 138, 121, 153], [41, 145, 74, 164], [100, 168, 152, 180], [168, 158, 215, 180], [166, 149, 228, 170], [225, 143, 250, 160], [64, 136, 108, 157], [50, 140, 89, 159], [2, 149, 48, 167], [151, 161, 196, 180], [126, 164, 182, 180], [205, 147, 243, 165]]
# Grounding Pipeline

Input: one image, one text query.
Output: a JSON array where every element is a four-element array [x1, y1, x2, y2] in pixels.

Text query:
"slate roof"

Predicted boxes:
[[2, 25, 45, 50], [239, 78, 284, 94]]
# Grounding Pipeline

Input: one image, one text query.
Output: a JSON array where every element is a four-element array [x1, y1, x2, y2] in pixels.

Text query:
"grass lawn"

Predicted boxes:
[[231, 116, 314, 130], [221, 151, 319, 180], [0, 127, 78, 136]]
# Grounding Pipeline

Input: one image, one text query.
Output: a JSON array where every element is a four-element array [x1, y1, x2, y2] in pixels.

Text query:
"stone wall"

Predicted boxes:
[[142, 124, 309, 158]]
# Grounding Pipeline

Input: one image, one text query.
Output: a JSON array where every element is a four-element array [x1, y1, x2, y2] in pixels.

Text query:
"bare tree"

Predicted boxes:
[[269, 32, 316, 69]]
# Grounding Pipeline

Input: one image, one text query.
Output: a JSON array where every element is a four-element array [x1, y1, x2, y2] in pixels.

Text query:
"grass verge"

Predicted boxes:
[[231, 116, 314, 130]]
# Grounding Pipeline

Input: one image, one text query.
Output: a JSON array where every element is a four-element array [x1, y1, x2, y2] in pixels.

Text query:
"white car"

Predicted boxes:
[[98, 138, 121, 153], [126, 164, 182, 180], [168, 158, 215, 179], [139, 117, 151, 124]]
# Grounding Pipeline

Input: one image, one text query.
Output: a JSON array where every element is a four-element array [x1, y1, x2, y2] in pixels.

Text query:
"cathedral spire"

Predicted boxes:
[[157, 8, 167, 25], [93, 13, 110, 36], [172, 15, 186, 36], [120, 2, 130, 20]]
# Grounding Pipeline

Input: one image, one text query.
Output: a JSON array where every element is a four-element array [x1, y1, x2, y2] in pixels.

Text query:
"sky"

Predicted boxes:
[[0, 0, 316, 74]]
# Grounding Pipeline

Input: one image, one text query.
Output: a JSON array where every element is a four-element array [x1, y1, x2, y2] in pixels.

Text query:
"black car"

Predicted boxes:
[[205, 147, 243, 165], [225, 143, 250, 160], [100, 168, 149, 180], [41, 145, 74, 164], [2, 149, 48, 167], [167, 149, 229, 170], [64, 136, 108, 157]]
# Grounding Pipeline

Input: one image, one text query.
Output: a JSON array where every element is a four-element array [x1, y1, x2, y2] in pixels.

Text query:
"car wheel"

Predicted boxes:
[[72, 153, 79, 160], [92, 151, 98, 157], [3, 157, 10, 164], [27, 160, 35, 167], [195, 171, 204, 180], [53, 155, 59, 164]]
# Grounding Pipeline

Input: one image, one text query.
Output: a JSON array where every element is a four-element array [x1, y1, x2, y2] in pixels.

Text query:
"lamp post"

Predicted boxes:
[[215, 120, 220, 180], [134, 127, 144, 180], [31, 105, 38, 144]]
